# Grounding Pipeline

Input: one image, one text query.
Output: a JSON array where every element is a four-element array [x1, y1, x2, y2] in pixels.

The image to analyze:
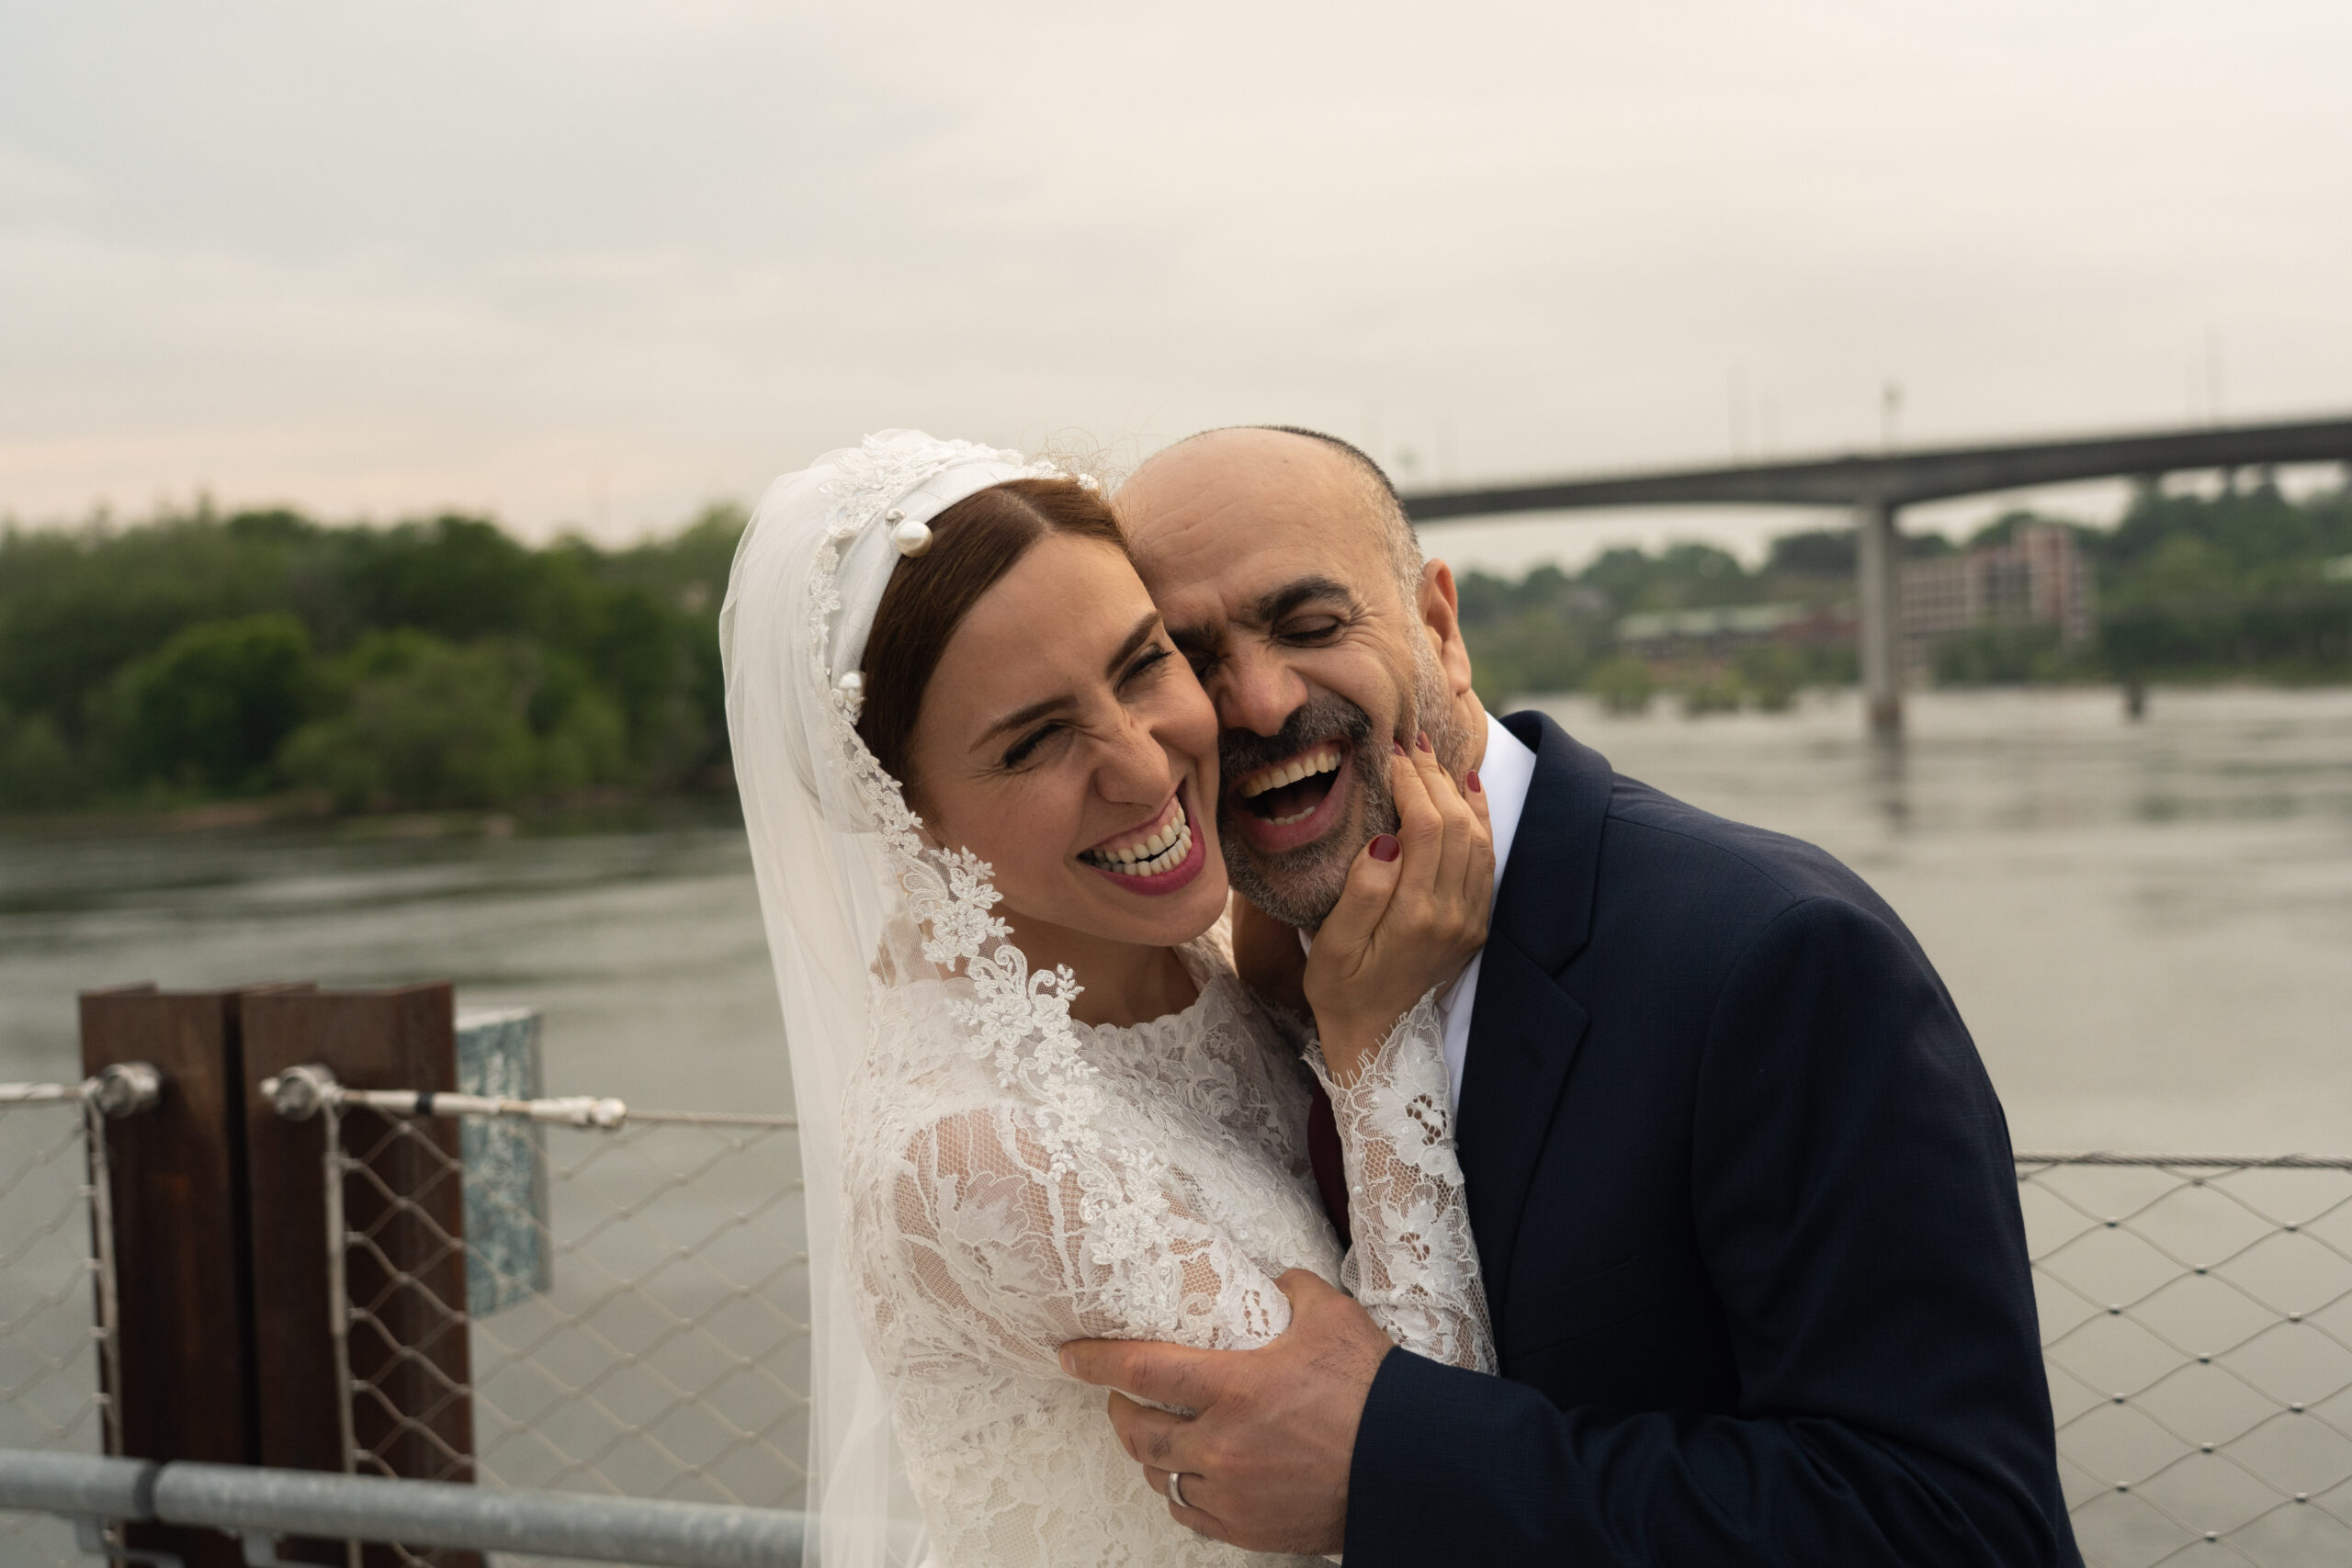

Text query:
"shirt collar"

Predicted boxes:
[[1472, 706, 1537, 913]]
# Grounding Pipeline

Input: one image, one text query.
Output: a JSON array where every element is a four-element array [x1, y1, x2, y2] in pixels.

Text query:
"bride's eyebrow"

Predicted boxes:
[[973, 611, 1164, 748]]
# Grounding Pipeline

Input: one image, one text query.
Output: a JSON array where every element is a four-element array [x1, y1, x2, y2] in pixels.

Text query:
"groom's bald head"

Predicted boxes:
[[1116, 425, 1482, 929], [1124, 426, 1424, 613]]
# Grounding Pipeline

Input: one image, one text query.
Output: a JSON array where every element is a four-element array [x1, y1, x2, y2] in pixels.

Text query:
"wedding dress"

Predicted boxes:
[[723, 432, 1493, 1568]]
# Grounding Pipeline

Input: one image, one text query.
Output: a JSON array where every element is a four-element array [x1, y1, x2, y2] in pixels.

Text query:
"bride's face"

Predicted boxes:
[[903, 532, 1228, 952]]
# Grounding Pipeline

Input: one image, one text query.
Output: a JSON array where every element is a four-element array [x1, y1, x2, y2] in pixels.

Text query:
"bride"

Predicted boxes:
[[722, 431, 1496, 1567]]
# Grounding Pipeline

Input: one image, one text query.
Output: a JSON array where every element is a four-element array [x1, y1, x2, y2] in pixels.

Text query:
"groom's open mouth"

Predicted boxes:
[[1227, 740, 1354, 855], [1077, 782, 1208, 896]]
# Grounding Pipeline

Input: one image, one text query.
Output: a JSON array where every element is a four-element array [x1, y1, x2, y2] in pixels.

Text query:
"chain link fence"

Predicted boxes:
[[8, 1056, 2352, 1568], [2019, 1153, 2352, 1567], [297, 1079, 808, 1566], [0, 1083, 128, 1568]]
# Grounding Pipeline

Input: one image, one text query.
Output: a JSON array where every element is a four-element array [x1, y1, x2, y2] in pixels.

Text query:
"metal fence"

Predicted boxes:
[[6, 1065, 2350, 1568], [2018, 1153, 2352, 1568], [0, 1070, 147, 1568], [262, 1067, 811, 1564], [0, 1450, 803, 1568]]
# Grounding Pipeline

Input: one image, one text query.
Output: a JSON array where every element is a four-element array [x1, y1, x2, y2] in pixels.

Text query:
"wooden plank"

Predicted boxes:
[[78, 983, 275, 1568], [242, 985, 481, 1568]]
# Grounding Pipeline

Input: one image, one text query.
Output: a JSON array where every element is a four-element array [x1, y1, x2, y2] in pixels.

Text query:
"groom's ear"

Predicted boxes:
[[1418, 559, 1476, 700]]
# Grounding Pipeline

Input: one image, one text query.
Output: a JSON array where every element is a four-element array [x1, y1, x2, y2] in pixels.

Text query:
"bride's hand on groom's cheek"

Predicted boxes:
[[1304, 733, 1493, 1083], [1059, 1270, 1390, 1556]]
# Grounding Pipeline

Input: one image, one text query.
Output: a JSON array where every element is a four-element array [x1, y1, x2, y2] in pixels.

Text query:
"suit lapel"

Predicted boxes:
[[1455, 933, 1589, 1308], [1453, 712, 1612, 1311]]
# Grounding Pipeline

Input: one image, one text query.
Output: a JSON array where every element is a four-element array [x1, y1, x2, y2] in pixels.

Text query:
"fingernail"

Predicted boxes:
[[1466, 770, 1482, 793], [1391, 739, 1407, 756], [1416, 731, 1432, 753], [1369, 834, 1401, 863], [1059, 1348, 1075, 1374]]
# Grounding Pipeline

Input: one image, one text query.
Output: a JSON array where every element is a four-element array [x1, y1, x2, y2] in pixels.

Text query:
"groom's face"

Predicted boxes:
[[1121, 431, 1457, 930]]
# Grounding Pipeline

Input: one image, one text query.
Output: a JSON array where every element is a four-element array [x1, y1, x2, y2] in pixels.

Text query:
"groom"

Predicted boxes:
[[1061, 426, 2080, 1565]]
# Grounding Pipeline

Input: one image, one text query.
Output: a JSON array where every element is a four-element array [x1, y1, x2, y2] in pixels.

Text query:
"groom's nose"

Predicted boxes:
[[1213, 642, 1310, 738]]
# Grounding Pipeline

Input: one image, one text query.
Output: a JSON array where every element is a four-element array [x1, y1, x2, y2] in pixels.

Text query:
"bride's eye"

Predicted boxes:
[[1001, 723, 1065, 770], [1119, 648, 1172, 691]]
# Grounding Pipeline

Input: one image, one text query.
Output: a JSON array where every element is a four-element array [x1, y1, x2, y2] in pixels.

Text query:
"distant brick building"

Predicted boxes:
[[1899, 523, 2094, 671], [1615, 602, 1856, 663]]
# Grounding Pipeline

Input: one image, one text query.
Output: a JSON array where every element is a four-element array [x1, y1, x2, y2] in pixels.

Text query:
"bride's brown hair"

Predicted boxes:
[[856, 478, 1131, 794]]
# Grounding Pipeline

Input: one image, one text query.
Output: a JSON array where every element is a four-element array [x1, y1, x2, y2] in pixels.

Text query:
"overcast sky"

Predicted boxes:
[[4, 1, 2347, 572]]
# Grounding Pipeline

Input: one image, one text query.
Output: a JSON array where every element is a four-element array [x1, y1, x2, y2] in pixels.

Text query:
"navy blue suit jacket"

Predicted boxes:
[[1346, 712, 2078, 1566]]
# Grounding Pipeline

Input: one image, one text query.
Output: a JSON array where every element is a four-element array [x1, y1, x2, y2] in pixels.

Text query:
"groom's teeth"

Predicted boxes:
[[1238, 747, 1341, 800]]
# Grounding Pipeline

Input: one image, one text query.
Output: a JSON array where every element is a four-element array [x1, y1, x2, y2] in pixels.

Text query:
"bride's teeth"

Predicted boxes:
[[1090, 798, 1192, 873]]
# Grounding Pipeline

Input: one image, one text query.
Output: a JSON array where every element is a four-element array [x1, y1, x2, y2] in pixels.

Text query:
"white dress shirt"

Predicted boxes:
[[1299, 708, 1538, 1113], [1434, 709, 1537, 1112]]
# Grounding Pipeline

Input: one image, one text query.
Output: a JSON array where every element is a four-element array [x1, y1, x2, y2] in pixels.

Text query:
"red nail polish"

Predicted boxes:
[[1466, 770, 1482, 793], [1392, 739, 1407, 756], [1369, 834, 1401, 863], [1416, 732, 1432, 752]]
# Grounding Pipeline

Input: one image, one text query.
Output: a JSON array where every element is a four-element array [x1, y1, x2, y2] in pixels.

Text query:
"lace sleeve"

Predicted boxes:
[[1306, 992, 1498, 1374], [879, 1104, 1294, 1376]]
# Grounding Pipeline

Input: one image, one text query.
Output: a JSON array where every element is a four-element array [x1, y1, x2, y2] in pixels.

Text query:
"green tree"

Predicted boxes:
[[0, 708, 77, 810], [106, 614, 318, 795], [280, 634, 540, 810], [1589, 656, 1656, 715], [0, 516, 299, 745], [1734, 645, 1807, 711]]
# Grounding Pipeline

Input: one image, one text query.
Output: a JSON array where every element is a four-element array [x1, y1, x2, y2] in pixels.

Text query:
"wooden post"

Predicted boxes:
[[78, 983, 307, 1568], [242, 985, 479, 1568]]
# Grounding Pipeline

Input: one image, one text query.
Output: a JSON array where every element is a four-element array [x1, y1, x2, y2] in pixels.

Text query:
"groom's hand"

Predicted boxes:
[[1058, 1269, 1390, 1555]]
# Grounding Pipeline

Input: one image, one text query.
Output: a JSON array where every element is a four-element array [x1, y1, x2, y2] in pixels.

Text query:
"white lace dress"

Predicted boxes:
[[840, 928, 1496, 1568]]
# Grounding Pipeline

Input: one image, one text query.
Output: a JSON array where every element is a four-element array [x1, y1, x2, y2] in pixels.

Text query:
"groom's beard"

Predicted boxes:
[[1218, 694, 1394, 931], [1218, 642, 1464, 931]]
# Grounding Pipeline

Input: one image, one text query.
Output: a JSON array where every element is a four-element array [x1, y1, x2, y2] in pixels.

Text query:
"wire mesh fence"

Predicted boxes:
[[312, 1089, 810, 1566], [2018, 1153, 2352, 1568], [7, 1055, 2351, 1568], [0, 1091, 114, 1568]]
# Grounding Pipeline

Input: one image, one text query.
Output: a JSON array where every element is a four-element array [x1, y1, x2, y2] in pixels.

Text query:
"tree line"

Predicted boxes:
[[0, 503, 741, 815], [2, 478, 2346, 816], [1454, 478, 2352, 705]]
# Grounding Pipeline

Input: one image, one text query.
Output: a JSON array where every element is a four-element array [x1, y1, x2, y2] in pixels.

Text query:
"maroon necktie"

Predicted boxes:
[[1306, 1080, 1353, 1248]]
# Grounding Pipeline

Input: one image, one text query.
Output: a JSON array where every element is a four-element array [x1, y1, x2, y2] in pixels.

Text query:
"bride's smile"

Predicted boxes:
[[1077, 781, 1206, 892], [886, 525, 1230, 1009]]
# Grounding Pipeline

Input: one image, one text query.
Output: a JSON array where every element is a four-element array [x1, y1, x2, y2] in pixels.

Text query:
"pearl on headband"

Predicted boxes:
[[885, 507, 933, 558]]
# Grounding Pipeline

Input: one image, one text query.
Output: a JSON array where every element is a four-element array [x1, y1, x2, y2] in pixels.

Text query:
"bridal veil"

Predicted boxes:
[[719, 431, 1076, 1568]]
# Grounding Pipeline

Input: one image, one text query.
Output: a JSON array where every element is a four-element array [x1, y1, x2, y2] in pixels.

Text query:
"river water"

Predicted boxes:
[[6, 683, 2346, 1153], [4, 685, 2349, 1563]]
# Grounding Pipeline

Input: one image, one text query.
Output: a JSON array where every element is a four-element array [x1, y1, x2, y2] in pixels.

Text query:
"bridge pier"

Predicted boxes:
[[1855, 498, 1904, 735]]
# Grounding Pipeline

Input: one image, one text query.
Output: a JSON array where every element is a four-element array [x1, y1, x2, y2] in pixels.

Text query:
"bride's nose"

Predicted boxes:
[[1094, 709, 1174, 806]]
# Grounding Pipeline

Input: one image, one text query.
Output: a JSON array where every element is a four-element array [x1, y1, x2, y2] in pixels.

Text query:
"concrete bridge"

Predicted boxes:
[[1401, 413, 2352, 733]]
